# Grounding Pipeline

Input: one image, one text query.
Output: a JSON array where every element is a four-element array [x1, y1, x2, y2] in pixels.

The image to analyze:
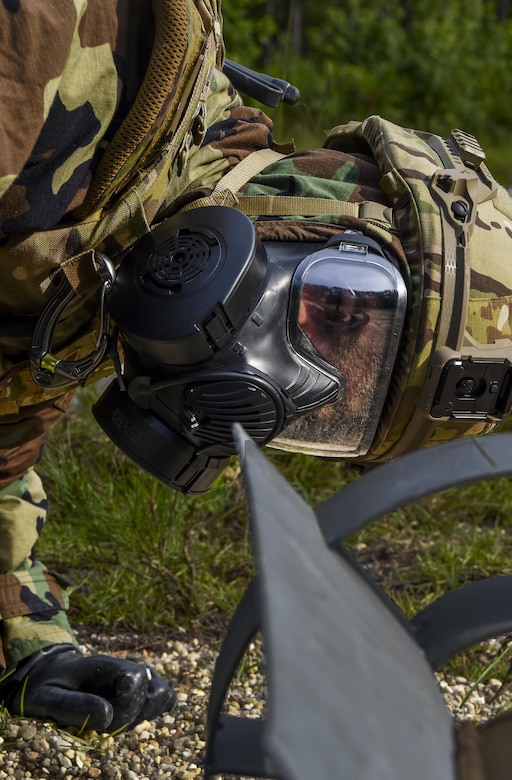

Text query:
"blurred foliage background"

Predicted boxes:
[[222, 0, 512, 184]]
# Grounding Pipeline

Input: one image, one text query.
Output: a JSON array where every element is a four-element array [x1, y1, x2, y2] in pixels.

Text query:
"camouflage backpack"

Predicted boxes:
[[329, 118, 512, 461], [185, 115, 512, 462]]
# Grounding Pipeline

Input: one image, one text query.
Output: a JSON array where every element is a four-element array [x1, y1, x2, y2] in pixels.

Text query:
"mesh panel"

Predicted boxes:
[[74, 0, 204, 217]]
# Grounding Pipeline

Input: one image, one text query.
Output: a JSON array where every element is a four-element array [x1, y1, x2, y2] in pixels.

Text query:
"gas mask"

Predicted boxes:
[[88, 206, 407, 493]]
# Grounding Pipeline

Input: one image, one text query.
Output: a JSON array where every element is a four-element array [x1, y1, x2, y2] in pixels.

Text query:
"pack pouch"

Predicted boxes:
[[324, 117, 512, 460]]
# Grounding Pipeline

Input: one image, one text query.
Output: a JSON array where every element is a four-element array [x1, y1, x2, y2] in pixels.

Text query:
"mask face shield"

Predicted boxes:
[[272, 234, 408, 458]]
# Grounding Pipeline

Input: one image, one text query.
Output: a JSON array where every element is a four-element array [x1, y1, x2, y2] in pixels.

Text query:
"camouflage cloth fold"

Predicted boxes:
[[0, 562, 76, 672], [0, 392, 75, 490]]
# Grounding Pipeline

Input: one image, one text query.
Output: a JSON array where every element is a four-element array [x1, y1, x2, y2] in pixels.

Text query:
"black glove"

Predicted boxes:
[[0, 644, 175, 733]]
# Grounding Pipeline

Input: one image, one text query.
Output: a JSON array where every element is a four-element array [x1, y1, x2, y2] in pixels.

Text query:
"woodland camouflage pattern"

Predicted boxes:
[[2, 0, 512, 671], [0, 470, 76, 669], [0, 0, 275, 671], [0, 0, 153, 237]]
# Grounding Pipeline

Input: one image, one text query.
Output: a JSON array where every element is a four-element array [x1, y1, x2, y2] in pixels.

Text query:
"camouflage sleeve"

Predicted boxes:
[[0, 561, 77, 672], [0, 0, 153, 236]]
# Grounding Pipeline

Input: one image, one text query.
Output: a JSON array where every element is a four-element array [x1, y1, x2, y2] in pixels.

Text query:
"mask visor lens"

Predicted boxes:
[[274, 245, 407, 457]]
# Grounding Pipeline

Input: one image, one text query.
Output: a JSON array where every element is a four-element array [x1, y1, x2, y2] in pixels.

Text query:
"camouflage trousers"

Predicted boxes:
[[0, 394, 78, 672]]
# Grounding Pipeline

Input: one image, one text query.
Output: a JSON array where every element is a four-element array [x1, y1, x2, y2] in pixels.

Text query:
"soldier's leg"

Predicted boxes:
[[0, 396, 175, 730], [0, 395, 78, 671]]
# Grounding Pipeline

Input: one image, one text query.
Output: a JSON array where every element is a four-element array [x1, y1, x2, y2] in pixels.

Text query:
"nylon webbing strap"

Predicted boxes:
[[180, 148, 394, 230], [211, 148, 285, 195], [179, 148, 286, 211], [184, 192, 393, 223], [59, 249, 98, 293], [235, 195, 393, 224]]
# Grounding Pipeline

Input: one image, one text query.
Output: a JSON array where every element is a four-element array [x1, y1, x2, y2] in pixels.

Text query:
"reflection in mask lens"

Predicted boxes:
[[272, 249, 408, 458]]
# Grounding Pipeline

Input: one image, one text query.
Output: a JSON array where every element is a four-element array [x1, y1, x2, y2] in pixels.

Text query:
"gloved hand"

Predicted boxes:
[[0, 644, 175, 733]]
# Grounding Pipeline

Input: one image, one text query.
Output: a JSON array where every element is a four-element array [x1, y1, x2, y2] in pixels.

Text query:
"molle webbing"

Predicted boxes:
[[179, 147, 288, 210], [378, 130, 503, 460]]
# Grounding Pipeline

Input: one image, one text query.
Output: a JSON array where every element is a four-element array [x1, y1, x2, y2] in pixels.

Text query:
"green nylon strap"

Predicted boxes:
[[236, 195, 393, 225], [179, 148, 286, 211]]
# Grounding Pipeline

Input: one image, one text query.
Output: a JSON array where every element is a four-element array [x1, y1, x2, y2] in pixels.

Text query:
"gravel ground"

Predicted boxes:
[[0, 626, 510, 779], [0, 625, 264, 780]]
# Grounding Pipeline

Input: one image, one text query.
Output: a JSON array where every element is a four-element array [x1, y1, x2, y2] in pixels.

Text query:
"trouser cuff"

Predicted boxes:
[[0, 565, 78, 670]]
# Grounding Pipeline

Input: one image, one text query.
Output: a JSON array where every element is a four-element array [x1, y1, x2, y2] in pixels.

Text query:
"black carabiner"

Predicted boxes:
[[29, 255, 115, 390]]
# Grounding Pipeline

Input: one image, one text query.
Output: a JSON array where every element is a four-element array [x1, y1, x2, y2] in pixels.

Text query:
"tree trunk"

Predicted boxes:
[[289, 0, 305, 56]]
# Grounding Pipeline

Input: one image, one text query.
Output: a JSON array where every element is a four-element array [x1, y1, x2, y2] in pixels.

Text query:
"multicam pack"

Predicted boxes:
[[197, 115, 512, 462], [326, 118, 512, 462]]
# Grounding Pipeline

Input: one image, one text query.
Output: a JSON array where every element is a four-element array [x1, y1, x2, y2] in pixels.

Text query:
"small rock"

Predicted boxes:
[[31, 736, 50, 752], [20, 723, 37, 740]]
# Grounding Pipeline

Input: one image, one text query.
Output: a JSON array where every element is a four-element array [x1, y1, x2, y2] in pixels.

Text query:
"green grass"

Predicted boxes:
[[37, 391, 356, 631], [38, 405, 254, 631], [36, 388, 512, 689]]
